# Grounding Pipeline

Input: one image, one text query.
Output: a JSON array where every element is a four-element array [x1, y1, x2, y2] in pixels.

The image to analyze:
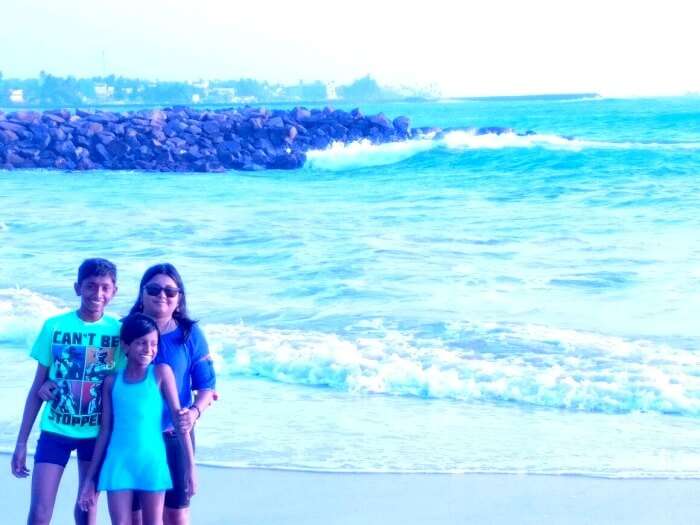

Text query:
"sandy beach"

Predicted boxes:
[[2, 453, 698, 524]]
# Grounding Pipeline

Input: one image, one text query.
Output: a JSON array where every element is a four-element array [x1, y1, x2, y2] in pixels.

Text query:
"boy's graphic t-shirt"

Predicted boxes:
[[31, 311, 122, 439]]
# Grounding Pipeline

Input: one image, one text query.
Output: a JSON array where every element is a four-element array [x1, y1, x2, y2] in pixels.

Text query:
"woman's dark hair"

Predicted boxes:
[[120, 313, 160, 345], [128, 263, 197, 340]]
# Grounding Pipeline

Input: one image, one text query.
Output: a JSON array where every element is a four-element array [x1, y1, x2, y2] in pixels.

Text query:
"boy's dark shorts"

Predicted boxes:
[[133, 430, 195, 511], [34, 431, 96, 467]]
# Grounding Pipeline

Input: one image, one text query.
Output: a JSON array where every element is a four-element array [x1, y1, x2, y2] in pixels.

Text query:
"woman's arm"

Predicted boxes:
[[78, 375, 115, 511], [176, 388, 215, 435], [12, 363, 49, 478], [157, 364, 197, 497], [177, 326, 217, 434]]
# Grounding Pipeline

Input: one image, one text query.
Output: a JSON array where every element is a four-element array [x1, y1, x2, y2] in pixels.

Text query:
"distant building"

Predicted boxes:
[[192, 80, 209, 90], [211, 87, 236, 102], [192, 93, 201, 103], [9, 89, 24, 103], [94, 83, 115, 98]]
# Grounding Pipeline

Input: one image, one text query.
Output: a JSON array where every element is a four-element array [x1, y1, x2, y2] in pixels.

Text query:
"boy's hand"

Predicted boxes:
[[37, 380, 58, 401], [11, 443, 30, 478], [176, 408, 196, 435], [185, 466, 197, 498], [78, 480, 97, 512]]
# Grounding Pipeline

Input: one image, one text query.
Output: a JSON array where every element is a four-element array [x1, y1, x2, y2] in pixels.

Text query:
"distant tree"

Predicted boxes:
[[337, 75, 386, 101], [233, 78, 269, 98], [141, 81, 196, 104], [299, 81, 327, 101]]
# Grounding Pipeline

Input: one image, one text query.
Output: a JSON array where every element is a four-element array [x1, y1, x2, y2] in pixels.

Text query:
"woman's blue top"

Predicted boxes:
[[154, 323, 216, 431]]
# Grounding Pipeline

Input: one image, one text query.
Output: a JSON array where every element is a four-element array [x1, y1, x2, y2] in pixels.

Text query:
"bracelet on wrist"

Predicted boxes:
[[190, 405, 201, 420]]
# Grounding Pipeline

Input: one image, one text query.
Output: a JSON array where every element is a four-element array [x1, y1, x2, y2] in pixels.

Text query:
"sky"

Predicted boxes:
[[1, 0, 699, 97]]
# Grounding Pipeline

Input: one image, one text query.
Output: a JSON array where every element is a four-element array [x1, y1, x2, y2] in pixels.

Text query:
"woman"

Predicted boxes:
[[129, 263, 216, 525]]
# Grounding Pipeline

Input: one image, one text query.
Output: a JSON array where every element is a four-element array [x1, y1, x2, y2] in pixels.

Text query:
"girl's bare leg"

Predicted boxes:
[[140, 492, 165, 525], [107, 491, 134, 525]]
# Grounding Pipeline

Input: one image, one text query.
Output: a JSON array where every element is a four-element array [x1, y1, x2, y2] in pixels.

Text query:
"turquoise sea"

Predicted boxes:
[[1, 96, 699, 478]]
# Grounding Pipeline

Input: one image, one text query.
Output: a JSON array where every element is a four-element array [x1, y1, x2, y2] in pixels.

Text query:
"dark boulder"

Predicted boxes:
[[87, 112, 122, 124], [201, 121, 220, 135], [476, 126, 513, 135], [29, 124, 51, 149], [267, 116, 284, 129], [42, 112, 67, 125], [106, 140, 129, 158], [0, 129, 19, 144], [49, 127, 67, 142], [10, 111, 41, 123], [94, 143, 111, 162], [393, 116, 410, 134], [54, 140, 78, 161], [85, 122, 104, 136], [367, 113, 392, 129], [96, 131, 116, 145], [0, 121, 27, 134]]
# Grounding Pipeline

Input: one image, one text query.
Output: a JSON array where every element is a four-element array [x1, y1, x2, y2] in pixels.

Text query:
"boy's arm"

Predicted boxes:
[[157, 364, 197, 497], [78, 375, 114, 511], [12, 363, 49, 478], [37, 380, 58, 401]]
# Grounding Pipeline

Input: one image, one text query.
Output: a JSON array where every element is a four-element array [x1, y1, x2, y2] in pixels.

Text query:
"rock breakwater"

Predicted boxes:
[[0, 106, 419, 172]]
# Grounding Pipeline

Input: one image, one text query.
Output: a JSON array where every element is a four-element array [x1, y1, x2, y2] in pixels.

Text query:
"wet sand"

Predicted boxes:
[[2, 453, 698, 524]]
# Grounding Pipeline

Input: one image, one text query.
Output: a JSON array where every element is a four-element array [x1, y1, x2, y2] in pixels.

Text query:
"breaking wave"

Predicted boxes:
[[305, 130, 700, 171]]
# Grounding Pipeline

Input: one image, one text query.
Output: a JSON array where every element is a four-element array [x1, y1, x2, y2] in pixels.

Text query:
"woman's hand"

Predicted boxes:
[[11, 443, 29, 478], [185, 465, 198, 498], [176, 407, 197, 435], [78, 479, 97, 512], [37, 380, 58, 401]]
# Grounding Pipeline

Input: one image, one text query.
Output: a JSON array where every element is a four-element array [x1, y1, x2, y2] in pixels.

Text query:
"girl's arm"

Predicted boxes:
[[78, 375, 115, 511], [156, 364, 197, 497], [12, 364, 49, 478]]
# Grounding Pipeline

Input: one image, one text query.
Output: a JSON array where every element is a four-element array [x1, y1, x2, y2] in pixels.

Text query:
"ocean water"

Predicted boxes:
[[1, 96, 699, 478]]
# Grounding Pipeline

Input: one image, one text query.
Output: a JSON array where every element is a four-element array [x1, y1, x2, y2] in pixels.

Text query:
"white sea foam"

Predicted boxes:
[[440, 131, 586, 150], [304, 131, 700, 171], [1, 288, 697, 416], [0, 288, 67, 346], [305, 138, 434, 170], [203, 321, 700, 416]]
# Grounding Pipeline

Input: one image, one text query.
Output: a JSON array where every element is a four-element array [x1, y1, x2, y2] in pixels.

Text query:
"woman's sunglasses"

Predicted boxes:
[[144, 284, 181, 298]]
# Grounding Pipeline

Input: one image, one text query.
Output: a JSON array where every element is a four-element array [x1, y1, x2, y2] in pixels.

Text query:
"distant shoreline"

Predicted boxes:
[[0, 92, 602, 112]]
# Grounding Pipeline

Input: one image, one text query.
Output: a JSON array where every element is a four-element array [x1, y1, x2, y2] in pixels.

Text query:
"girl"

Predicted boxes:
[[78, 314, 196, 525]]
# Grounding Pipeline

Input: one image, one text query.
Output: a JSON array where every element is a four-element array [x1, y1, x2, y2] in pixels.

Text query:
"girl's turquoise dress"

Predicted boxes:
[[98, 366, 172, 491]]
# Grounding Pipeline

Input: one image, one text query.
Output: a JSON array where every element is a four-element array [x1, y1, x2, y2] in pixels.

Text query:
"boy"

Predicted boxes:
[[11, 258, 121, 525]]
